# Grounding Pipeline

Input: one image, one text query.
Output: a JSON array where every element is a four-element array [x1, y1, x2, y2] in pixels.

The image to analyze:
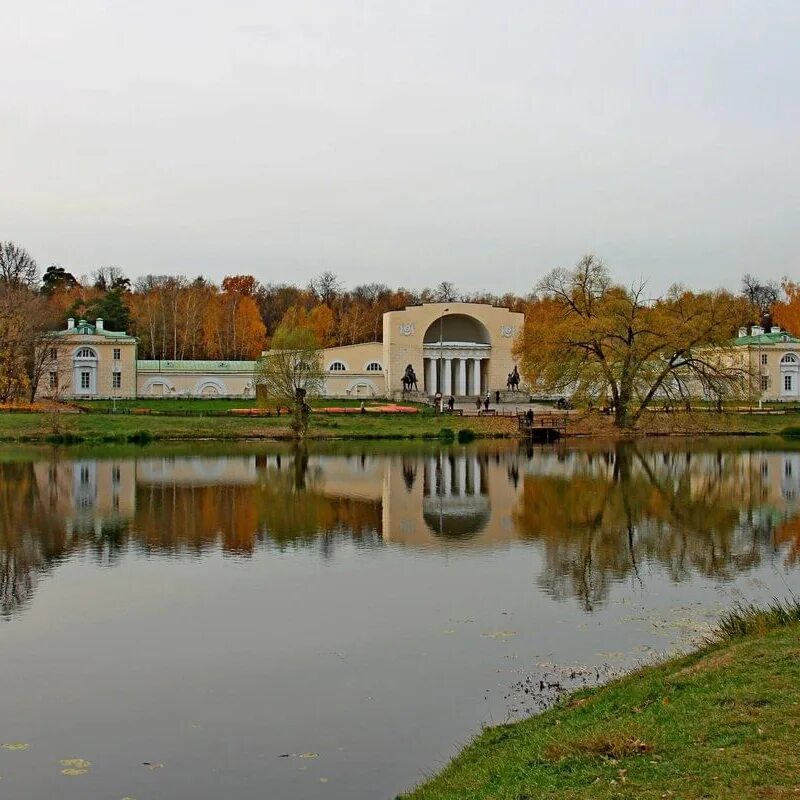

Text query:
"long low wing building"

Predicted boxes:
[[35, 302, 525, 400], [33, 305, 800, 403]]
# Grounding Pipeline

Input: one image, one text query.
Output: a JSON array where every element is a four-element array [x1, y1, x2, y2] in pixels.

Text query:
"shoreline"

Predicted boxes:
[[400, 603, 800, 800], [0, 407, 799, 444]]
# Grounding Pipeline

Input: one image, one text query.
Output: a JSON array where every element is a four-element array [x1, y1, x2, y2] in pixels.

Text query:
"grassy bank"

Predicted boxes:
[[0, 409, 507, 443], [569, 408, 800, 438], [1, 401, 799, 443], [401, 601, 800, 800]]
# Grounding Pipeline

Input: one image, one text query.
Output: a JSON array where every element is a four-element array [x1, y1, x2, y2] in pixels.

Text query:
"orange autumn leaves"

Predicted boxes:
[[774, 280, 800, 338]]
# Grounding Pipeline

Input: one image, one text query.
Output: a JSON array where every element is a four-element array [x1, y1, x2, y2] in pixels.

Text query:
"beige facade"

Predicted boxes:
[[382, 302, 524, 397], [40, 302, 525, 401], [136, 360, 258, 398], [36, 318, 138, 400], [734, 327, 800, 402], [318, 341, 386, 398]]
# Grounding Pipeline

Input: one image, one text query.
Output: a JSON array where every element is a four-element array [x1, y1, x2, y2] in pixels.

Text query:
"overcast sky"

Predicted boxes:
[[1, 0, 798, 295]]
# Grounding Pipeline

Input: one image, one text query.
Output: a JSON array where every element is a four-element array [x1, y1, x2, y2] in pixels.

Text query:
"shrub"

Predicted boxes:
[[127, 430, 154, 444], [457, 428, 476, 443], [438, 427, 455, 441]]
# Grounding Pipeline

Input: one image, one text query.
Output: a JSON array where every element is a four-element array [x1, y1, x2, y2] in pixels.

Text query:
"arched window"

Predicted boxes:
[[329, 361, 347, 372], [366, 362, 383, 372], [780, 353, 798, 364], [75, 347, 97, 359]]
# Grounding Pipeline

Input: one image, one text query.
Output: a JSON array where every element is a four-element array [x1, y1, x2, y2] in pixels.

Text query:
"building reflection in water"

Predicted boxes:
[[1, 442, 800, 616]]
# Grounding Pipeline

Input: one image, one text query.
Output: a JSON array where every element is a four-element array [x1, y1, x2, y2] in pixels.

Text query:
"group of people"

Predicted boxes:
[[433, 392, 493, 412]]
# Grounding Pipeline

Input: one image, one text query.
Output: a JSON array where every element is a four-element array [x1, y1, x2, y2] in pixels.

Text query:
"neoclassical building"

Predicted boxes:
[[37, 302, 524, 400], [734, 325, 800, 401], [38, 306, 800, 403]]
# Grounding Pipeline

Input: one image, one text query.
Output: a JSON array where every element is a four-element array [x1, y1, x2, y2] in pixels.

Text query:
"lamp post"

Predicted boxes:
[[439, 306, 449, 405]]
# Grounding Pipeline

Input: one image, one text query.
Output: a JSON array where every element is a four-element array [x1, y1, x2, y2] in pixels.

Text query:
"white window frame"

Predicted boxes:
[[365, 361, 383, 372], [328, 361, 347, 372]]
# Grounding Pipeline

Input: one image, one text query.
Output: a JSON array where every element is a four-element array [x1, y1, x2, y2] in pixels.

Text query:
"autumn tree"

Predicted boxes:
[[0, 241, 38, 288], [741, 274, 780, 325], [255, 323, 324, 437], [0, 243, 46, 402], [774, 280, 800, 336], [309, 271, 342, 306], [515, 255, 751, 427], [203, 276, 266, 360]]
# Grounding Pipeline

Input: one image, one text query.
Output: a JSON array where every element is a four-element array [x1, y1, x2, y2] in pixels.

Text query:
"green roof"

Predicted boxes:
[[137, 360, 257, 373], [735, 331, 800, 346], [53, 321, 136, 340]]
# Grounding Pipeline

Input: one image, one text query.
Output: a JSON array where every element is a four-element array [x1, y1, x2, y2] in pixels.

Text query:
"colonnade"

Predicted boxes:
[[423, 356, 485, 395], [423, 455, 487, 496]]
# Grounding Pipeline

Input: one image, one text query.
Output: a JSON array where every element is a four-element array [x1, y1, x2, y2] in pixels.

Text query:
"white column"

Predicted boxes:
[[425, 358, 436, 393], [472, 458, 481, 494], [457, 358, 467, 395], [470, 358, 481, 394], [443, 358, 452, 394]]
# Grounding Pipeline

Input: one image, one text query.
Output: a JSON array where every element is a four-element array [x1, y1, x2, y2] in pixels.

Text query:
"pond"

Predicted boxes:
[[0, 438, 799, 799]]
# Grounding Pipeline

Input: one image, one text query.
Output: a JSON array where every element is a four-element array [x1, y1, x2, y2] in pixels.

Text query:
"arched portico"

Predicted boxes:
[[422, 314, 491, 395]]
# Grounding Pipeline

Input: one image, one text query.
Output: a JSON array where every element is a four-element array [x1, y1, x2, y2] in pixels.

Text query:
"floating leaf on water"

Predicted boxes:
[[320, 777, 329, 782], [59, 759, 91, 769], [298, 752, 318, 759], [142, 762, 163, 770], [61, 768, 88, 776], [481, 631, 517, 639], [1, 743, 29, 751]]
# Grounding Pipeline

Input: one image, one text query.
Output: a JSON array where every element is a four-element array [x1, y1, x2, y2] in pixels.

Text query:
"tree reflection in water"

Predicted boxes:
[[1, 442, 798, 617], [513, 442, 795, 611]]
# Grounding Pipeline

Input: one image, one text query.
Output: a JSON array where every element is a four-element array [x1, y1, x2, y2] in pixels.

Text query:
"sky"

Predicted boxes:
[[1, 0, 798, 295]]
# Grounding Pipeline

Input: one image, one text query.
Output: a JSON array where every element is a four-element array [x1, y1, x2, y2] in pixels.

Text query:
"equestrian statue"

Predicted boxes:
[[401, 364, 419, 393], [506, 365, 521, 392]]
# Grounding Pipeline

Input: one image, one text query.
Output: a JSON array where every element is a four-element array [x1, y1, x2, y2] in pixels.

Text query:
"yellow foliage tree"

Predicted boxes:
[[774, 280, 800, 336], [514, 255, 751, 426]]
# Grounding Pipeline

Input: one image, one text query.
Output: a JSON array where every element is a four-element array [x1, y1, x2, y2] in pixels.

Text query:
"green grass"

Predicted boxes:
[[73, 397, 426, 413], [401, 601, 800, 800], [0, 408, 483, 443]]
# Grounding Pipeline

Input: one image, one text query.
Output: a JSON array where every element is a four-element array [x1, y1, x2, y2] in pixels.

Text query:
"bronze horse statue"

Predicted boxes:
[[506, 366, 521, 392], [401, 364, 419, 392]]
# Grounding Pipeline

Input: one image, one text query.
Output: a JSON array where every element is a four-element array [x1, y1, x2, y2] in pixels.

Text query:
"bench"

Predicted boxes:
[[478, 409, 497, 416]]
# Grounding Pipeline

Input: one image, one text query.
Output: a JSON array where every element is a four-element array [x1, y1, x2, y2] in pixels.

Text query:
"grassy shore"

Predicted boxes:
[[401, 602, 800, 800], [0, 400, 799, 443], [0, 408, 499, 443]]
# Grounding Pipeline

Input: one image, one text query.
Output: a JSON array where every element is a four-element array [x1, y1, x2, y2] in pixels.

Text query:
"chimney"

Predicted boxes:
[[738, 327, 747, 338], [771, 325, 781, 334], [96, 318, 104, 331], [751, 325, 764, 336], [67, 318, 74, 330]]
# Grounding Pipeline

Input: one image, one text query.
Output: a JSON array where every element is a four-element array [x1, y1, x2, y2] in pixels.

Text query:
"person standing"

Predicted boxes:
[[475, 396, 482, 413], [447, 395, 455, 412], [483, 394, 490, 412]]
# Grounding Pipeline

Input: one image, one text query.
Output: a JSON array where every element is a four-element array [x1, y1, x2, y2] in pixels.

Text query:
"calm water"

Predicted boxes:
[[1, 439, 799, 799]]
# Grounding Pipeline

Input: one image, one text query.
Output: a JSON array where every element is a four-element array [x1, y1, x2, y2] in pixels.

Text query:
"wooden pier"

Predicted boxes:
[[518, 412, 568, 442]]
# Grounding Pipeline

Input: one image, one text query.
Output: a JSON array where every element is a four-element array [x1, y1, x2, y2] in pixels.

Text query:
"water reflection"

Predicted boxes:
[[1, 441, 799, 617]]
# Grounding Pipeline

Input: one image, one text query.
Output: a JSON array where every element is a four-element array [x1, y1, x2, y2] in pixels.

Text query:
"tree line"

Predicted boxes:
[[0, 239, 798, 409]]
